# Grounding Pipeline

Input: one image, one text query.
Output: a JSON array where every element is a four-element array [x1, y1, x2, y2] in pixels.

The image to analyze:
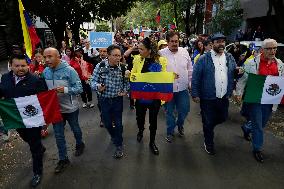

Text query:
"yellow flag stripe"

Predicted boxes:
[[130, 72, 175, 83], [18, 0, 32, 58]]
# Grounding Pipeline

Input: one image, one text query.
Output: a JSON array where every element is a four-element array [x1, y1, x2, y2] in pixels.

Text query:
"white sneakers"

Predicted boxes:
[[83, 103, 95, 108]]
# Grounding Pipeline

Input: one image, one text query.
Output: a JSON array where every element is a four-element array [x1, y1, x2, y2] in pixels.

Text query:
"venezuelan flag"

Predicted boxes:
[[130, 72, 175, 102], [18, 0, 40, 59]]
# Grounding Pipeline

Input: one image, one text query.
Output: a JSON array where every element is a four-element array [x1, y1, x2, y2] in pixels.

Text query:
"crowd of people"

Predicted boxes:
[[0, 30, 283, 188]]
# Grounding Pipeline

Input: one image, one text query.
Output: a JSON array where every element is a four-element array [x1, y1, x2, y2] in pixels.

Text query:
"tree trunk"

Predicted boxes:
[[71, 22, 81, 45], [195, 0, 205, 34], [6, 0, 23, 49], [51, 23, 66, 49], [174, 2, 178, 30], [184, 1, 191, 36]]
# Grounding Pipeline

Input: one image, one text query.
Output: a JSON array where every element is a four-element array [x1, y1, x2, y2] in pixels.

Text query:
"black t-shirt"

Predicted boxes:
[[126, 50, 139, 71], [141, 58, 155, 73]]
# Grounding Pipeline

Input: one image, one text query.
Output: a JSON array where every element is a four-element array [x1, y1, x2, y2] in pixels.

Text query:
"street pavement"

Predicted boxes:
[[0, 61, 284, 189], [2, 95, 284, 189]]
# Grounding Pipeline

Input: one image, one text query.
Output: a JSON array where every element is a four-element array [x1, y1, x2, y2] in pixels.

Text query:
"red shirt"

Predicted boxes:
[[258, 54, 279, 76]]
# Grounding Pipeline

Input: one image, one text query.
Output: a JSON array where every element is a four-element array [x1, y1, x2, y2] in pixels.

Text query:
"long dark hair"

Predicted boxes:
[[141, 37, 160, 62], [33, 48, 43, 70]]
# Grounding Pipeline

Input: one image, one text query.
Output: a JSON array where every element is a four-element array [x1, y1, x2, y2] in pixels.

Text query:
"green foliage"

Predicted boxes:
[[122, 1, 180, 31], [21, 0, 138, 44], [96, 22, 111, 32], [207, 0, 243, 35]]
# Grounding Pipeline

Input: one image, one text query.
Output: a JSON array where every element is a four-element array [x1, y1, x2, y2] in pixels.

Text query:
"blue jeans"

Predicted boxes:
[[53, 109, 83, 160], [248, 103, 273, 151], [99, 96, 123, 147], [240, 102, 253, 133], [200, 98, 229, 147], [164, 90, 190, 135]]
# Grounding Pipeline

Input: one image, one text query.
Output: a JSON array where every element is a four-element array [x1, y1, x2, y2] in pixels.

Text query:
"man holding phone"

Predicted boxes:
[[91, 45, 129, 159]]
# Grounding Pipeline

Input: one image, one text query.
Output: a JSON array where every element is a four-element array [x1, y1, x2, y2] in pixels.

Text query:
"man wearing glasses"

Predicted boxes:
[[91, 45, 129, 159], [236, 38, 284, 162]]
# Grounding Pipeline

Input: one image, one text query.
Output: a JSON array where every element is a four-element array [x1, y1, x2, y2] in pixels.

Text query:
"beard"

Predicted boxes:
[[169, 46, 178, 52], [213, 45, 225, 53]]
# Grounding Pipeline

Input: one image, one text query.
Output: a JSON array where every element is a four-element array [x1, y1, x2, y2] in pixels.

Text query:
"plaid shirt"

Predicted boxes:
[[91, 60, 129, 98]]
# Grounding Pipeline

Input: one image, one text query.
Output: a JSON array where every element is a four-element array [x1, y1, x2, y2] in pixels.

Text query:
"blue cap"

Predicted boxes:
[[211, 33, 226, 41]]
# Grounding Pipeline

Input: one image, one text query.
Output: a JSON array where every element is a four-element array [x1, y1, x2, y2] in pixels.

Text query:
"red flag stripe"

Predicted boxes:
[[37, 90, 63, 124], [131, 91, 173, 102]]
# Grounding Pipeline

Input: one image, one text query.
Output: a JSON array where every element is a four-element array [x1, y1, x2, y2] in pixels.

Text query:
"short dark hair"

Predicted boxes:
[[9, 54, 28, 65], [166, 31, 180, 42], [107, 45, 122, 55], [141, 37, 152, 50], [203, 39, 212, 46]]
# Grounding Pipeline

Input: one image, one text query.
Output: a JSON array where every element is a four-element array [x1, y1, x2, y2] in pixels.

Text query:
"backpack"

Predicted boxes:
[[98, 60, 127, 88]]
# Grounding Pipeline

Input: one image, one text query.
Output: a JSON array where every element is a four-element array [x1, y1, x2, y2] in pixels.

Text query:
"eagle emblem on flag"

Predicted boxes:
[[23, 105, 38, 117], [266, 83, 281, 96]]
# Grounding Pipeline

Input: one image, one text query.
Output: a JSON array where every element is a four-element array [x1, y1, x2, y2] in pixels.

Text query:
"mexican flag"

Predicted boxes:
[[0, 90, 63, 129], [244, 73, 284, 104]]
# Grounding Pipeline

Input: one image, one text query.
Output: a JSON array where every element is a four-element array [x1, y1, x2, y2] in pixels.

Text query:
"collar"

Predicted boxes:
[[13, 73, 27, 80], [260, 53, 276, 63], [211, 49, 225, 57]]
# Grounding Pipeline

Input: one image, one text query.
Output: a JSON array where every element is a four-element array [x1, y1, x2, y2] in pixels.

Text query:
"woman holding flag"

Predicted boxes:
[[131, 37, 168, 155]]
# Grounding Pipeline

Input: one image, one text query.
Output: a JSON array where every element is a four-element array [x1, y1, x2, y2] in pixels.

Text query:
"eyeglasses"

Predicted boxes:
[[169, 40, 179, 43], [264, 47, 277, 51], [111, 54, 122, 58]]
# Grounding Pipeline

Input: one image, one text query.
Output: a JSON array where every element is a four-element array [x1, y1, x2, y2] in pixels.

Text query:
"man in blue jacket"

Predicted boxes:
[[43, 48, 84, 173], [191, 33, 237, 155]]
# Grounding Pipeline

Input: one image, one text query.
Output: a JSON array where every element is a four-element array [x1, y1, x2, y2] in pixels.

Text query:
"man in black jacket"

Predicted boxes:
[[0, 54, 47, 187]]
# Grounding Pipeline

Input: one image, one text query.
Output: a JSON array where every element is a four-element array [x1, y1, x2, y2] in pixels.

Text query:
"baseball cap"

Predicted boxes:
[[211, 33, 226, 41], [158, 40, 167, 48]]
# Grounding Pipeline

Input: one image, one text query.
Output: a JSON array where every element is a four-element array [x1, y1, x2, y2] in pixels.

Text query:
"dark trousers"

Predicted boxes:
[[17, 127, 44, 175], [135, 100, 161, 143], [200, 98, 229, 147], [81, 80, 92, 103], [97, 94, 102, 120], [99, 96, 123, 147]]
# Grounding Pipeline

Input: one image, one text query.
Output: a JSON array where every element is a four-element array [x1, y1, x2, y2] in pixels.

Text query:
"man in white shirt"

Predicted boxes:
[[83, 40, 99, 58], [191, 33, 237, 155], [159, 31, 193, 142]]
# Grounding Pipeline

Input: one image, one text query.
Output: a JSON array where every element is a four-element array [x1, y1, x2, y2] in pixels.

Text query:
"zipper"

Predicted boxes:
[[52, 70, 55, 86]]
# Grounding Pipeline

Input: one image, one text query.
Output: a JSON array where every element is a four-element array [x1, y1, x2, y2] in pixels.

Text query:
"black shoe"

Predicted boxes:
[[41, 146, 46, 154], [253, 151, 264, 163], [178, 127, 185, 137], [137, 131, 143, 142], [113, 146, 123, 159], [75, 142, 85, 156], [130, 105, 135, 110], [149, 142, 159, 155], [165, 134, 174, 143], [203, 143, 215, 155], [100, 120, 104, 127], [55, 158, 70, 173], [241, 126, 251, 141], [31, 174, 41, 188]]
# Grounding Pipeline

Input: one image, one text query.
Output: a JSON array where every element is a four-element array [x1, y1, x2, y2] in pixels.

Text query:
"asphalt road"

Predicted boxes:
[[0, 61, 284, 189], [1, 95, 284, 189]]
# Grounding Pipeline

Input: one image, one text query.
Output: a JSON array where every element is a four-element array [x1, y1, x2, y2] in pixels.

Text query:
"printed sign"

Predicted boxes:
[[89, 32, 114, 48]]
